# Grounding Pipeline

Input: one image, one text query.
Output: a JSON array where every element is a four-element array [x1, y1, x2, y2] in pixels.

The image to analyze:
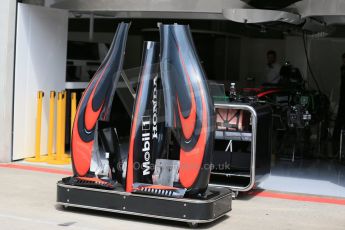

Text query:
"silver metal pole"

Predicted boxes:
[[89, 13, 94, 41]]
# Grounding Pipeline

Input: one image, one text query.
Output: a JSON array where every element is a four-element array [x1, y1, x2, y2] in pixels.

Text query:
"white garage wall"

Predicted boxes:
[[0, 0, 16, 163], [13, 4, 68, 160]]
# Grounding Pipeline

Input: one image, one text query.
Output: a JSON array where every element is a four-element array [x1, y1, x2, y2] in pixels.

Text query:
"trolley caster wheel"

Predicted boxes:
[[232, 191, 239, 199], [188, 222, 198, 228]]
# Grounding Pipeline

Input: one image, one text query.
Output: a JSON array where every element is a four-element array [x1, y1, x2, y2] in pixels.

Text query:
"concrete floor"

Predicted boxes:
[[259, 159, 345, 197], [1, 165, 345, 230]]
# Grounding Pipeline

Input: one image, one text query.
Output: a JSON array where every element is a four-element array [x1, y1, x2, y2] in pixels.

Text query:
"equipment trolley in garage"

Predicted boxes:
[[210, 102, 272, 193]]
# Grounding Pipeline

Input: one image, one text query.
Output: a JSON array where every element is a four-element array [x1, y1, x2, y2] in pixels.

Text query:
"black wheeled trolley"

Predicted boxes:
[[57, 180, 232, 227], [57, 23, 233, 227]]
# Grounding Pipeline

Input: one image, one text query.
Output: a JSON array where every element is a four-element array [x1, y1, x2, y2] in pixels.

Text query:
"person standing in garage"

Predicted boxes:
[[264, 50, 282, 85], [333, 53, 345, 149]]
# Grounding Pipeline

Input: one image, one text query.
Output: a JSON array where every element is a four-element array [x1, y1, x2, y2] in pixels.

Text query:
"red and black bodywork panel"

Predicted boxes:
[[98, 125, 123, 183], [126, 41, 165, 192], [159, 24, 215, 194], [71, 22, 130, 177]]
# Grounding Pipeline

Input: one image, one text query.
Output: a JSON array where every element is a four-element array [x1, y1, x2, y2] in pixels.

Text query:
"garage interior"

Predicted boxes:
[[1, 0, 345, 229]]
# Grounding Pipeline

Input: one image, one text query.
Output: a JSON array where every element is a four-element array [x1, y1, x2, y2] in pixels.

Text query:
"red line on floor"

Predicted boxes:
[[1, 163, 345, 206], [248, 190, 345, 206], [0, 164, 72, 175]]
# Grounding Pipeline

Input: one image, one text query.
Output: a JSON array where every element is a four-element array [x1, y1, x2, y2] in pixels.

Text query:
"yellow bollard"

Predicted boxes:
[[61, 91, 71, 160], [45, 91, 56, 161], [71, 92, 77, 135], [60, 91, 65, 155], [48, 92, 70, 164], [26, 91, 47, 162]]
